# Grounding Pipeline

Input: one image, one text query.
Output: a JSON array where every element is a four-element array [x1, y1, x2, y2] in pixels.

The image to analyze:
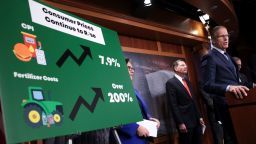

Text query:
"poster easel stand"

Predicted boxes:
[[67, 132, 81, 144], [112, 127, 122, 144], [66, 129, 122, 144]]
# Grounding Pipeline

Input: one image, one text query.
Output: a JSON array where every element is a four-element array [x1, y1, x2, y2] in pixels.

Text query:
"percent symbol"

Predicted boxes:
[[124, 93, 133, 102]]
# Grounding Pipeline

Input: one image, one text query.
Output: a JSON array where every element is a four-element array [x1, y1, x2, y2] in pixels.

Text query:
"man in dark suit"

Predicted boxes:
[[201, 26, 249, 144], [232, 56, 255, 89], [166, 59, 204, 144], [199, 83, 223, 144]]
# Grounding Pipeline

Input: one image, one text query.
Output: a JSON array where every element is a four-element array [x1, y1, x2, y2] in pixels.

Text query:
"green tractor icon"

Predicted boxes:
[[21, 86, 64, 128]]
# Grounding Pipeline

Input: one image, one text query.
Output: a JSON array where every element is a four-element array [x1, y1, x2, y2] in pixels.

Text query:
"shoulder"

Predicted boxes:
[[167, 77, 176, 83], [166, 77, 177, 86], [205, 49, 217, 58], [201, 50, 216, 66]]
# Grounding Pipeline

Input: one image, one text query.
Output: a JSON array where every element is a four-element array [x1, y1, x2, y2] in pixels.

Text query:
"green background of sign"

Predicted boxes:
[[0, 0, 142, 143]]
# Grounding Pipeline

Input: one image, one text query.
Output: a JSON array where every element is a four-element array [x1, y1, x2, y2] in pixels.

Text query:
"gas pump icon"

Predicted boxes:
[[21, 31, 37, 58], [13, 31, 47, 65]]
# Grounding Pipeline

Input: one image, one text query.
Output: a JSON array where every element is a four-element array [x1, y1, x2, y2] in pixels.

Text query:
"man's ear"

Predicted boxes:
[[211, 38, 217, 45], [173, 67, 177, 72]]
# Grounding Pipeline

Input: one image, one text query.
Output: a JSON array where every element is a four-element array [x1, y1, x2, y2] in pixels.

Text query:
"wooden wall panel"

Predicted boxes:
[[161, 42, 182, 54], [119, 35, 158, 51], [120, 34, 185, 59]]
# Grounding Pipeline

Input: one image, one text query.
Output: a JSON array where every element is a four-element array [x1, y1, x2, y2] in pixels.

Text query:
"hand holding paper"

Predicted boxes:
[[149, 117, 160, 129], [137, 119, 158, 137]]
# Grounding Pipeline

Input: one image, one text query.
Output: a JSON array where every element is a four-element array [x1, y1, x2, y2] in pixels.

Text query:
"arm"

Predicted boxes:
[[191, 93, 205, 125], [199, 84, 213, 109], [201, 55, 228, 95], [118, 123, 140, 138], [165, 85, 188, 132], [118, 89, 150, 138], [134, 90, 158, 135], [239, 73, 254, 89], [166, 81, 183, 125], [149, 117, 160, 129], [201, 55, 249, 98]]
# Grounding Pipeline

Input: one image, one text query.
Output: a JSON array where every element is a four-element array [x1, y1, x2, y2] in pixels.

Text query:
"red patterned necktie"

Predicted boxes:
[[182, 79, 192, 97]]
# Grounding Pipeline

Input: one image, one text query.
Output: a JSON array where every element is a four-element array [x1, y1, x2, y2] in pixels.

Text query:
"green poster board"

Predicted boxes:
[[0, 0, 142, 143]]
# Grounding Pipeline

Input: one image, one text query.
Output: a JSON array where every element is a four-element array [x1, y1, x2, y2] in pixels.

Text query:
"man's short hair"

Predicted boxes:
[[125, 58, 130, 64], [172, 59, 185, 72], [232, 56, 240, 62], [210, 25, 227, 39]]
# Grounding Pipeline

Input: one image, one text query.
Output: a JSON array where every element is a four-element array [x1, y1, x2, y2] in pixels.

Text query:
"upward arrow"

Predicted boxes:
[[69, 88, 104, 121], [56, 45, 92, 67]]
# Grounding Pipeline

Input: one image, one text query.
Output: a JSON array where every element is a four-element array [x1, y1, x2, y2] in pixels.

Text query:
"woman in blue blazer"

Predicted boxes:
[[109, 58, 160, 144]]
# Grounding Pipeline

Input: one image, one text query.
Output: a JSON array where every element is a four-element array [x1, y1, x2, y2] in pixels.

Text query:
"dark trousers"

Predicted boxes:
[[206, 106, 223, 144], [178, 125, 202, 144], [214, 103, 237, 144]]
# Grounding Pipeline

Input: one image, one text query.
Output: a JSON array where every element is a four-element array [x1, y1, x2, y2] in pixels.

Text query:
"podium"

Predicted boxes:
[[226, 88, 256, 144]]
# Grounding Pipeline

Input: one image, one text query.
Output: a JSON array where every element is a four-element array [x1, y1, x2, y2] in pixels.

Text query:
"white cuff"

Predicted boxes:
[[226, 85, 230, 92]]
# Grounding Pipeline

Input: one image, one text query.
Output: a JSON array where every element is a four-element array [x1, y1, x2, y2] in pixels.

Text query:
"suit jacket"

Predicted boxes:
[[109, 90, 150, 144], [199, 83, 214, 110], [239, 72, 253, 88], [166, 77, 201, 129], [201, 49, 240, 104]]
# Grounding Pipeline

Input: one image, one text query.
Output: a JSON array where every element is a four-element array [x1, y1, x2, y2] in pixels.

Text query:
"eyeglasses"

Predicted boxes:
[[127, 66, 135, 71], [216, 34, 230, 39]]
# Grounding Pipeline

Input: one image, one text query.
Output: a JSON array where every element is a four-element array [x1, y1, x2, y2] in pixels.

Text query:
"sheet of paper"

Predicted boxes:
[[137, 119, 158, 137], [202, 124, 206, 134]]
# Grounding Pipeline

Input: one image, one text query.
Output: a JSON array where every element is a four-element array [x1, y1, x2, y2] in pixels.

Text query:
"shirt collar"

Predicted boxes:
[[212, 45, 226, 55], [174, 74, 183, 83]]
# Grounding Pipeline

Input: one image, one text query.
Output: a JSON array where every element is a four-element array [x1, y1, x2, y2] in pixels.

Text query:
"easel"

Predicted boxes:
[[67, 133, 81, 144], [22, 128, 121, 144], [66, 128, 122, 144], [112, 127, 122, 144]]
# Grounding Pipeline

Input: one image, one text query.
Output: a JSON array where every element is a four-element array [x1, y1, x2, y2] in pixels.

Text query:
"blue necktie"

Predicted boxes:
[[224, 52, 229, 61], [224, 52, 237, 75]]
